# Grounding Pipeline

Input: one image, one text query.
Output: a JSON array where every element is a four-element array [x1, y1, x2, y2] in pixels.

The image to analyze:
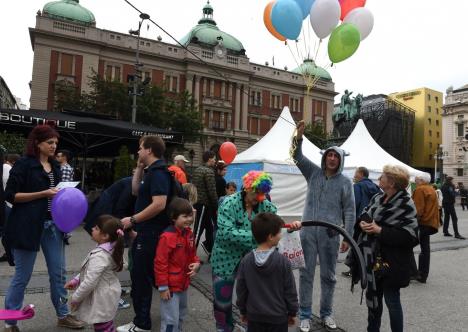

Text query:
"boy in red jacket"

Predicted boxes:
[[154, 198, 200, 332]]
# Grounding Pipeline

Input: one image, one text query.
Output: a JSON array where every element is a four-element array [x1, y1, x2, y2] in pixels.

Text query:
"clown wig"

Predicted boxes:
[[242, 171, 273, 194]]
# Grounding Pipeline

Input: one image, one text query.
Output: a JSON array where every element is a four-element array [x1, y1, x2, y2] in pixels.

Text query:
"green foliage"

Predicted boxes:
[[53, 73, 203, 143], [113, 146, 135, 181], [303, 122, 329, 149], [0, 131, 26, 154]]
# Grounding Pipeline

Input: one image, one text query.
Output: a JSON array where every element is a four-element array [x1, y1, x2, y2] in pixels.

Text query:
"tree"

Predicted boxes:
[[303, 122, 329, 149], [113, 146, 135, 181], [0, 131, 26, 154], [54, 80, 83, 111]]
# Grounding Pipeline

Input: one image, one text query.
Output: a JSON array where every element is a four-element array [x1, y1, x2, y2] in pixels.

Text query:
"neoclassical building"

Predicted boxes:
[[442, 84, 468, 183], [29, 0, 336, 163]]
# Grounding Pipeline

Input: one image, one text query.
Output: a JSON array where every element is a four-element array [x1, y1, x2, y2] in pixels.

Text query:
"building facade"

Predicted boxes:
[[442, 85, 468, 184], [0, 76, 19, 109], [389, 87, 443, 172], [29, 0, 336, 164]]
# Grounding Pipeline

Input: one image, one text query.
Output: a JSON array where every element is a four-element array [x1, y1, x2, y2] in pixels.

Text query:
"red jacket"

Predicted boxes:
[[154, 225, 199, 292]]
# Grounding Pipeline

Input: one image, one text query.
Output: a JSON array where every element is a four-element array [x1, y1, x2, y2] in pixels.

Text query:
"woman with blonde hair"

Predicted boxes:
[[358, 165, 418, 332]]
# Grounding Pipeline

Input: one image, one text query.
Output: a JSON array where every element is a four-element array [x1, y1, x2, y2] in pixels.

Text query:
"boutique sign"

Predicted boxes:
[[0, 111, 76, 130]]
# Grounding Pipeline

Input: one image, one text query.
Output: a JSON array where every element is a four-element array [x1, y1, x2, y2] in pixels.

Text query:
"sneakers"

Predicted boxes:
[[299, 319, 311, 332], [4, 326, 20, 332], [323, 316, 337, 330], [57, 315, 85, 329], [341, 270, 352, 277], [116, 322, 151, 332], [118, 298, 130, 310]]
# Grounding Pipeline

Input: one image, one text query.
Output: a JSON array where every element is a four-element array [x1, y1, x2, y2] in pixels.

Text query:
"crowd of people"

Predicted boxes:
[[0, 122, 466, 332]]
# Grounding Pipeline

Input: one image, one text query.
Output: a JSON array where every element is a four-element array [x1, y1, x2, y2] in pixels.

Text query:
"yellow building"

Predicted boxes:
[[389, 88, 443, 170]]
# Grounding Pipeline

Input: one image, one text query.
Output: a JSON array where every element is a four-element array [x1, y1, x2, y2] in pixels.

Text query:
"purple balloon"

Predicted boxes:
[[51, 188, 88, 233]]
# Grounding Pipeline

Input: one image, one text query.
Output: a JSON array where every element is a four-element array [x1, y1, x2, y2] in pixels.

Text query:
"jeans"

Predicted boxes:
[[367, 283, 403, 332], [159, 291, 188, 332], [299, 227, 340, 320], [130, 230, 160, 330], [443, 204, 459, 235], [5, 220, 68, 325]]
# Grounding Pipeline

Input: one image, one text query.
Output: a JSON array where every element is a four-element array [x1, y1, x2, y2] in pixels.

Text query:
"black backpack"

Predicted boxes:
[[150, 164, 187, 202]]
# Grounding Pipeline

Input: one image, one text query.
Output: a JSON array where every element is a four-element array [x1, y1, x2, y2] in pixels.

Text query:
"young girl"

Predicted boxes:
[[154, 198, 200, 332], [65, 215, 124, 332]]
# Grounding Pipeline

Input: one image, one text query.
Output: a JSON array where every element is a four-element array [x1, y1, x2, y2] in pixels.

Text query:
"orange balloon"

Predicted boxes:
[[340, 0, 366, 21], [263, 1, 287, 42]]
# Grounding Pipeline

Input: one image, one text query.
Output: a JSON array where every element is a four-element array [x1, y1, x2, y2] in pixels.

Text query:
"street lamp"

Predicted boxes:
[[434, 144, 444, 183], [129, 13, 150, 124]]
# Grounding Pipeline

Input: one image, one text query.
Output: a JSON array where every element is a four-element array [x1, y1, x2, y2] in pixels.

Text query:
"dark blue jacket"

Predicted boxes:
[[354, 178, 380, 219], [4, 156, 62, 251], [83, 176, 135, 234]]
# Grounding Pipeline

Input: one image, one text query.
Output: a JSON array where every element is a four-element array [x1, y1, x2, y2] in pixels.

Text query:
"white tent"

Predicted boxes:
[[341, 119, 429, 181], [225, 108, 322, 218]]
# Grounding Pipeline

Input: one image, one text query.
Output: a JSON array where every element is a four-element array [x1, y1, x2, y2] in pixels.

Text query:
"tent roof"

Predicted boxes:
[[341, 119, 428, 179], [233, 108, 322, 165]]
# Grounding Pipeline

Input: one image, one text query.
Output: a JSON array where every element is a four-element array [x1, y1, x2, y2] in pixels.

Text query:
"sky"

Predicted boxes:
[[2, 0, 468, 108]]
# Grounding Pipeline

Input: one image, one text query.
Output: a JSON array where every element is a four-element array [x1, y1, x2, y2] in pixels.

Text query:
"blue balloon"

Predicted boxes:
[[294, 0, 316, 19], [271, 0, 303, 40]]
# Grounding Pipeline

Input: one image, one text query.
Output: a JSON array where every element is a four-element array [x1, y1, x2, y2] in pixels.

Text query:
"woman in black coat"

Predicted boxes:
[[358, 165, 418, 332], [3, 125, 84, 330]]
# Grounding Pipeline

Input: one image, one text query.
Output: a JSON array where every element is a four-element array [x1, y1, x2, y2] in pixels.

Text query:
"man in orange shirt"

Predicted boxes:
[[168, 155, 189, 184], [411, 173, 440, 283]]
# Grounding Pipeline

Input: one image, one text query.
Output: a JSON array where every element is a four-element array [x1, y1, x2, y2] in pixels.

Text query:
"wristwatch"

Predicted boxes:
[[130, 216, 137, 226]]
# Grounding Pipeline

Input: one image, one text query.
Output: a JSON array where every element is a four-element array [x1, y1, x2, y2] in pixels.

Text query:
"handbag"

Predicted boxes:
[[277, 229, 305, 269]]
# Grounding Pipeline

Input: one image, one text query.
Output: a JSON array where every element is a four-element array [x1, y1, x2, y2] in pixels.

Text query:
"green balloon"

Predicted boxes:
[[328, 23, 361, 63]]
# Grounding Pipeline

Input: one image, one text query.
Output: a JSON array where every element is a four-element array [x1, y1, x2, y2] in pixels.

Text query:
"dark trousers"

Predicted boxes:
[[443, 204, 459, 235], [130, 230, 160, 330], [193, 203, 215, 253], [367, 283, 403, 332], [410, 226, 432, 280], [248, 321, 288, 332]]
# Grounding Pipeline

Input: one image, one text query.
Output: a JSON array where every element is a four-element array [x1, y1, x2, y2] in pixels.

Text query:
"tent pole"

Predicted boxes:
[[81, 134, 88, 192]]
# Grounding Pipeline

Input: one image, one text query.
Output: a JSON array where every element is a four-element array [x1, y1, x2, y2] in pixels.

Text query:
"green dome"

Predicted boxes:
[[292, 59, 332, 80], [180, 2, 245, 54], [43, 0, 95, 26]]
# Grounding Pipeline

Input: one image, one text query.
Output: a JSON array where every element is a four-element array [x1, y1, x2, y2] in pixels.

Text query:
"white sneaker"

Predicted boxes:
[[323, 316, 337, 330], [299, 319, 311, 332], [116, 322, 151, 332]]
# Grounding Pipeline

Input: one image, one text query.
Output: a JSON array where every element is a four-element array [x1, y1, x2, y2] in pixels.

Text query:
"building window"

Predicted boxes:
[[289, 97, 300, 112], [458, 168, 464, 177], [105, 65, 121, 82], [435, 96, 439, 103], [250, 90, 262, 106], [428, 94, 431, 101], [429, 154, 432, 161], [428, 118, 432, 125], [436, 108, 439, 114], [172, 76, 178, 92], [428, 106, 431, 113], [429, 142, 433, 149], [60, 53, 74, 76], [429, 130, 432, 137], [270, 94, 281, 109], [458, 123, 464, 137], [436, 119, 439, 126], [437, 131, 440, 138]]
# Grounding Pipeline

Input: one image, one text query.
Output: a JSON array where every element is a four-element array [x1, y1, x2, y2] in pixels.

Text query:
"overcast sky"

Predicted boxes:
[[2, 0, 468, 107]]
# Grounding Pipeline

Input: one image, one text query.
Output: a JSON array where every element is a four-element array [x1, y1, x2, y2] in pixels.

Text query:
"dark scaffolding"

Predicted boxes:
[[331, 96, 415, 165]]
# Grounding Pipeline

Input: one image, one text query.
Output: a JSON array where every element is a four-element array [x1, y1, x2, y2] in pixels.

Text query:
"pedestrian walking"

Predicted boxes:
[[459, 183, 468, 210], [168, 155, 189, 185], [236, 212, 298, 332], [154, 198, 200, 332], [65, 215, 124, 332], [441, 177, 465, 239]]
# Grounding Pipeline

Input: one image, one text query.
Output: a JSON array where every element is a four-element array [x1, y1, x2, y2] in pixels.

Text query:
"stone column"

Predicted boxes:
[[194, 76, 200, 108], [235, 84, 241, 130], [228, 83, 232, 101], [242, 84, 248, 131], [303, 94, 313, 125], [186, 74, 193, 95], [202, 78, 207, 96], [221, 81, 226, 99], [210, 80, 215, 97]]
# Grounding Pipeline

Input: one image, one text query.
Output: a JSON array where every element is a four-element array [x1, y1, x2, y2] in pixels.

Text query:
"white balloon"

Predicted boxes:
[[309, 0, 341, 39], [343, 7, 374, 41]]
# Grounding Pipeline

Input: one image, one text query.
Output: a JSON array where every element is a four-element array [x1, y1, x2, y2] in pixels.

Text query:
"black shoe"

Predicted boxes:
[[341, 271, 352, 277], [444, 233, 453, 237], [455, 234, 466, 240], [416, 276, 427, 283], [0, 253, 8, 262]]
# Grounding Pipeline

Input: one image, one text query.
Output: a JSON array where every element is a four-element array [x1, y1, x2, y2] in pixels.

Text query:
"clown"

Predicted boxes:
[[210, 171, 300, 332]]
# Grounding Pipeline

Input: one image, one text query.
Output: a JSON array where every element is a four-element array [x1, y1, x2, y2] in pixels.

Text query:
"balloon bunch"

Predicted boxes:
[[264, 0, 374, 64]]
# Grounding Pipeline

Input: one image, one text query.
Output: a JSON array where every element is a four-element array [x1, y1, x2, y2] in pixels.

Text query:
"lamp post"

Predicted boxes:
[[129, 13, 150, 124], [434, 144, 444, 184]]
